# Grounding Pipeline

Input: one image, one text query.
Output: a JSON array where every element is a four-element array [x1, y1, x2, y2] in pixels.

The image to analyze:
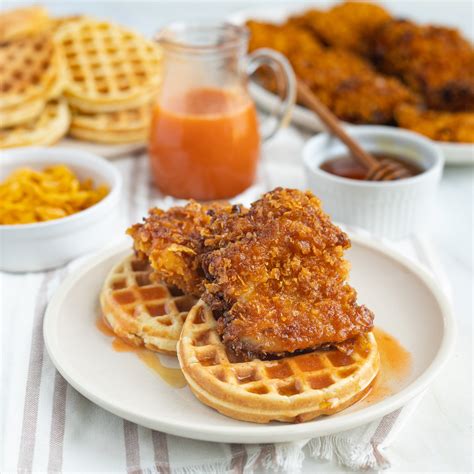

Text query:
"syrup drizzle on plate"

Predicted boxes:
[[96, 316, 186, 389], [96, 315, 410, 402], [361, 327, 412, 405]]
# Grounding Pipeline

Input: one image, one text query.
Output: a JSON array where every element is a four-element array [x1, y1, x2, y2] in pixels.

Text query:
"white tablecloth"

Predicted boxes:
[[1, 128, 455, 473]]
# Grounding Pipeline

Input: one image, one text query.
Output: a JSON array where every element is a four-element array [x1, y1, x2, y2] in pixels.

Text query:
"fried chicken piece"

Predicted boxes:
[[373, 19, 474, 111], [247, 20, 323, 57], [127, 201, 236, 296], [202, 188, 374, 360], [291, 48, 417, 124], [395, 104, 474, 143], [246, 19, 417, 124], [246, 20, 323, 93], [291, 2, 392, 55]]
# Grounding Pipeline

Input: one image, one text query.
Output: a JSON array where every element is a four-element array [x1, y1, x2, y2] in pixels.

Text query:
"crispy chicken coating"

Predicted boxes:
[[127, 201, 235, 296], [246, 19, 417, 124], [202, 188, 374, 360], [291, 2, 392, 55], [291, 49, 416, 124], [246, 20, 323, 94], [395, 104, 474, 143], [247, 20, 323, 58], [128, 189, 374, 360], [246, 3, 474, 139], [373, 19, 474, 111]]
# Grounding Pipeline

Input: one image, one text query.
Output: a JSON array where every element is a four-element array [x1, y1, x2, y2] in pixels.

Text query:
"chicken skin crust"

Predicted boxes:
[[246, 19, 417, 125], [291, 1, 392, 55], [373, 19, 474, 112], [127, 201, 235, 296], [290, 49, 416, 125], [202, 188, 374, 360], [395, 104, 474, 143]]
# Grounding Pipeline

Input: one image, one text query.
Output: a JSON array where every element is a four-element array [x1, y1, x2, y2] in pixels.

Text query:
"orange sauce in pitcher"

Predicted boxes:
[[149, 87, 260, 200]]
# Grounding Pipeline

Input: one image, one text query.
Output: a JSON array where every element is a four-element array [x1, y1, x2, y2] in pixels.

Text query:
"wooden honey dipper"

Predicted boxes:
[[296, 79, 412, 181]]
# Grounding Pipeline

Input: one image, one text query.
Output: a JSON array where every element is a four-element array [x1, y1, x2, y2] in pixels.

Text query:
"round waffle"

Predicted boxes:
[[178, 301, 380, 423], [0, 99, 70, 149], [100, 254, 198, 354], [69, 105, 151, 144], [0, 97, 45, 128], [69, 125, 148, 144], [56, 18, 162, 113], [0, 53, 65, 128], [0, 33, 62, 109]]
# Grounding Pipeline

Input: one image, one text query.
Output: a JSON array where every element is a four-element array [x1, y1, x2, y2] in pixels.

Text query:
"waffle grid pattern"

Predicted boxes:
[[0, 25, 67, 138], [0, 34, 55, 106], [56, 19, 162, 110], [178, 301, 379, 423], [101, 254, 197, 354]]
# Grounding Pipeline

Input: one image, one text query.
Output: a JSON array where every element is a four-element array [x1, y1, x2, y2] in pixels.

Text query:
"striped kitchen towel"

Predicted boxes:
[[1, 147, 450, 473]]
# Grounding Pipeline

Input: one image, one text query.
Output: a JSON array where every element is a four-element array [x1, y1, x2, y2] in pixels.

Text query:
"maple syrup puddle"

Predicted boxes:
[[360, 327, 412, 405], [97, 314, 409, 400], [96, 316, 186, 389]]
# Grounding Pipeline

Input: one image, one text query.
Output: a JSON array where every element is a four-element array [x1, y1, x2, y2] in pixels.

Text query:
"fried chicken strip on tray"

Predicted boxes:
[[246, 19, 417, 125], [289, 1, 392, 56], [395, 104, 474, 143], [373, 19, 474, 111]]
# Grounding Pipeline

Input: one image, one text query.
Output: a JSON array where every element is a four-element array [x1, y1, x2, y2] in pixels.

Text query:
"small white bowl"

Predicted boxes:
[[303, 126, 444, 239], [0, 147, 123, 272]]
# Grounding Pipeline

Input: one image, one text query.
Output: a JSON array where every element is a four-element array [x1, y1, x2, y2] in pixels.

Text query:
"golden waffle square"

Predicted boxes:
[[0, 99, 70, 149], [55, 18, 162, 113], [100, 254, 198, 354], [178, 301, 380, 423]]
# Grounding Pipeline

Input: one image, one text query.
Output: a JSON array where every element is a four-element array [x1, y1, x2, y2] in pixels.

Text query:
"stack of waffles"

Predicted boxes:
[[100, 252, 380, 424], [0, 7, 162, 148], [56, 17, 161, 144], [0, 7, 70, 148]]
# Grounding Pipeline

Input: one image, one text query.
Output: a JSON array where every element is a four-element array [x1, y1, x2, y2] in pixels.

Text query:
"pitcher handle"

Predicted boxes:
[[247, 48, 296, 142]]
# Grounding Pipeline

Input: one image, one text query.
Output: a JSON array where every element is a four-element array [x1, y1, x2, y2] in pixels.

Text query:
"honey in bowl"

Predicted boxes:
[[149, 87, 260, 200], [320, 153, 424, 180]]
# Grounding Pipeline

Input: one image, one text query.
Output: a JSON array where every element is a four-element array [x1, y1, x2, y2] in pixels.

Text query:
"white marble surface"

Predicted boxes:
[[2, 1, 472, 472]]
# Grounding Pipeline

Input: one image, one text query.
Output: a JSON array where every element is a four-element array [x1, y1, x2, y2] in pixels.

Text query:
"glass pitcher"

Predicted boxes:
[[150, 21, 295, 200]]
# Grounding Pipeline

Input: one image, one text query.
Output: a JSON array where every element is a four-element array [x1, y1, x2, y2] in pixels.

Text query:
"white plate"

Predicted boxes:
[[230, 6, 474, 166], [43, 236, 454, 443]]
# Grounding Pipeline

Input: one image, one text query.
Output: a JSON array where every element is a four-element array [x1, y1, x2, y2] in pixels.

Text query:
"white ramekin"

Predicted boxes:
[[0, 147, 123, 272], [303, 126, 444, 239]]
